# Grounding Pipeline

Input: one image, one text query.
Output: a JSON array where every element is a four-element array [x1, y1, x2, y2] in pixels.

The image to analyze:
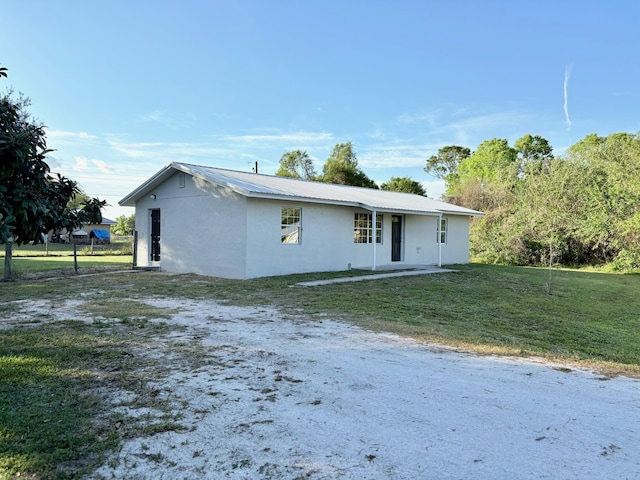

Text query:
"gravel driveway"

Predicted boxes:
[[83, 297, 640, 479]]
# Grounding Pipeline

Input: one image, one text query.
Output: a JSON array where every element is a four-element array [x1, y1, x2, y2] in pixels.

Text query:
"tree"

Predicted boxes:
[[424, 145, 470, 181], [457, 138, 518, 185], [514, 134, 553, 176], [320, 142, 378, 189], [564, 132, 640, 266], [113, 214, 136, 236], [275, 149, 317, 180], [1, 68, 105, 280], [514, 134, 553, 164], [380, 176, 427, 196]]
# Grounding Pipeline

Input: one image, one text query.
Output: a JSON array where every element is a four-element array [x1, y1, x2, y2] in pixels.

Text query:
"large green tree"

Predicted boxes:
[[424, 145, 470, 192], [320, 142, 378, 188], [380, 176, 427, 196], [275, 149, 317, 180], [1, 69, 105, 279], [113, 214, 136, 236], [514, 134, 554, 177], [457, 138, 518, 185]]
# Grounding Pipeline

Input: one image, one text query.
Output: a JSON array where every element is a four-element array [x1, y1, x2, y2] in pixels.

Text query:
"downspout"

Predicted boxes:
[[372, 210, 377, 271], [437, 213, 442, 267]]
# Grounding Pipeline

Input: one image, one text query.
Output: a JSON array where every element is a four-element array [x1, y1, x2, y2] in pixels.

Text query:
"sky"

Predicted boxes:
[[3, 0, 640, 220]]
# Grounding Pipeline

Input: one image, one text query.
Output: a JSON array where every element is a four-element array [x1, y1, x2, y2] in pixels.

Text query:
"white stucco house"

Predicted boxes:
[[119, 162, 483, 279]]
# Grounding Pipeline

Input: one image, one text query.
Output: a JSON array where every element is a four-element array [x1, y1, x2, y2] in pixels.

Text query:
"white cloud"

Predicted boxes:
[[394, 108, 533, 148], [92, 159, 111, 174], [73, 156, 90, 171], [421, 179, 446, 200], [360, 146, 430, 169], [226, 131, 334, 146], [138, 110, 197, 129], [359, 142, 452, 169], [71, 156, 112, 174], [108, 140, 234, 160], [48, 130, 96, 140]]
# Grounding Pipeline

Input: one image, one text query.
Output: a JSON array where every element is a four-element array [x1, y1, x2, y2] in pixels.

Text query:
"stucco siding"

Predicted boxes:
[[402, 215, 440, 265], [134, 199, 152, 267], [440, 215, 471, 264], [135, 172, 248, 278], [245, 200, 359, 278], [243, 205, 465, 277]]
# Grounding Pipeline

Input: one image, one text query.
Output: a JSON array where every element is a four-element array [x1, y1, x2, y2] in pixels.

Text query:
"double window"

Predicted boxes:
[[354, 213, 383, 244], [437, 218, 447, 244], [281, 207, 301, 244]]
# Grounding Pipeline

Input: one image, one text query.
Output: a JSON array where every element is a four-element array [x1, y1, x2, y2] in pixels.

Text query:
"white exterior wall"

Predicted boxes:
[[242, 204, 474, 278], [245, 200, 361, 278], [440, 215, 471, 264], [134, 200, 153, 266], [402, 215, 440, 265], [135, 172, 248, 278]]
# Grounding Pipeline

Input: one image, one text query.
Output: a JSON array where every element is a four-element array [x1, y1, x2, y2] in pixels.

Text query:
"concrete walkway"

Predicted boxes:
[[295, 266, 456, 287]]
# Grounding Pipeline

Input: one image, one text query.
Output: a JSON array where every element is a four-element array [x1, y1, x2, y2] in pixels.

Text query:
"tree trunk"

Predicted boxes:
[[4, 241, 13, 281]]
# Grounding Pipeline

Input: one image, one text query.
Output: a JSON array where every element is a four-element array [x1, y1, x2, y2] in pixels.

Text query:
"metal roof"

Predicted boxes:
[[120, 162, 483, 217]]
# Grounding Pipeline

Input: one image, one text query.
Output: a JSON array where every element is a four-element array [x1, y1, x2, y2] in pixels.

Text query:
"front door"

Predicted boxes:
[[150, 209, 161, 262], [392, 215, 402, 261]]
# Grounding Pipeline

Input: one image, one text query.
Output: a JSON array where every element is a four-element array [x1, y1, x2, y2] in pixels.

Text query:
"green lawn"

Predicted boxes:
[[3, 255, 132, 278], [3, 264, 639, 373], [1, 264, 639, 478], [1, 239, 133, 279], [2, 239, 132, 257]]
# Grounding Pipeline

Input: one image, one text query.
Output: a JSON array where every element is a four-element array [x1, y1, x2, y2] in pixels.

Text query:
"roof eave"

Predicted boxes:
[[119, 163, 177, 206], [244, 192, 480, 216]]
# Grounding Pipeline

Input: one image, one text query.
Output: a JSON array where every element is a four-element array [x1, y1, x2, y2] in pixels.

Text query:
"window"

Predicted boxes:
[[354, 213, 383, 244], [281, 207, 301, 244], [437, 218, 447, 244]]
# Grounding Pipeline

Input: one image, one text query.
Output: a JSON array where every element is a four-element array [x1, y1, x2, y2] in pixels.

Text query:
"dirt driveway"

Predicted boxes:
[[83, 296, 640, 479]]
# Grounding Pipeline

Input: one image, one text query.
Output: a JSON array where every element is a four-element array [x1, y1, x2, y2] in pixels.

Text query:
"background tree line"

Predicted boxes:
[[426, 133, 640, 271], [275, 142, 427, 196]]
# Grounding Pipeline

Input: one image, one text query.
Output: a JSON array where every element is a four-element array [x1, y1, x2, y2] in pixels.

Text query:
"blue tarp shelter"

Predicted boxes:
[[90, 229, 110, 242]]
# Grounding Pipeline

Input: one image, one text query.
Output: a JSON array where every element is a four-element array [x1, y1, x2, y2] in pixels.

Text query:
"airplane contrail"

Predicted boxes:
[[564, 64, 573, 130]]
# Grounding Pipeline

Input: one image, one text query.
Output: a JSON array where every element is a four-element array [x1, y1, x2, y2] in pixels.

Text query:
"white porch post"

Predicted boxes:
[[372, 210, 377, 271], [437, 214, 442, 267]]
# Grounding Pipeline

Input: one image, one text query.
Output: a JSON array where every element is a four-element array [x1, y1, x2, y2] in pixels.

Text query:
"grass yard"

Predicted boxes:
[[3, 255, 132, 279], [3, 239, 133, 257], [0, 263, 639, 477]]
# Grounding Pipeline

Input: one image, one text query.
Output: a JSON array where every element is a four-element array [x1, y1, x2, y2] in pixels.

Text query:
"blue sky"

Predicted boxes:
[[3, 1, 640, 220]]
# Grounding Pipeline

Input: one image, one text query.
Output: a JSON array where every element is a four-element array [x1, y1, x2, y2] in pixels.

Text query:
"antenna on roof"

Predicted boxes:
[[252, 161, 258, 174]]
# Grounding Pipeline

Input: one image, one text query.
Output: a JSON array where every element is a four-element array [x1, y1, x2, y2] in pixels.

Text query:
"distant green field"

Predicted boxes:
[[3, 255, 132, 277], [2, 239, 132, 257]]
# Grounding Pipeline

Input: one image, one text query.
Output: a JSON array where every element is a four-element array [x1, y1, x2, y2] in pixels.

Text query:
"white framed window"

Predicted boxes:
[[437, 218, 447, 244], [354, 213, 383, 244], [281, 207, 301, 244]]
